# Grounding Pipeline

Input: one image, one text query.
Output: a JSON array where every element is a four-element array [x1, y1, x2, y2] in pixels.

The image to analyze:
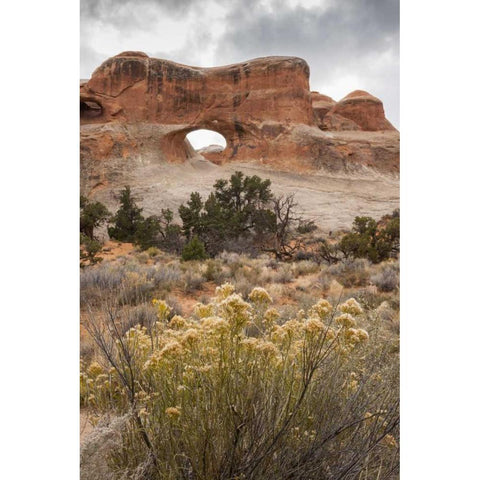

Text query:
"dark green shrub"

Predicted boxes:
[[134, 215, 162, 250], [333, 211, 400, 264], [181, 236, 208, 261], [160, 223, 184, 255], [179, 171, 278, 255], [383, 216, 400, 255], [134, 209, 183, 254], [80, 233, 103, 267], [339, 232, 371, 259], [315, 238, 341, 264], [108, 186, 144, 242], [80, 196, 110, 240]]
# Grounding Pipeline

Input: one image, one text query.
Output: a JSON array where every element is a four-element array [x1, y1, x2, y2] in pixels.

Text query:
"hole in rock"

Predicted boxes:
[[80, 100, 103, 119], [186, 129, 226, 154]]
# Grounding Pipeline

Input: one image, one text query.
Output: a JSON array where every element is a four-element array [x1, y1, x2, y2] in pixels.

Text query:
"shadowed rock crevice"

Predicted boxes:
[[80, 99, 103, 120]]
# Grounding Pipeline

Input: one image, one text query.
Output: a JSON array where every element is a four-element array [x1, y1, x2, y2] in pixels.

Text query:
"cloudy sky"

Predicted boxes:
[[81, 0, 399, 146]]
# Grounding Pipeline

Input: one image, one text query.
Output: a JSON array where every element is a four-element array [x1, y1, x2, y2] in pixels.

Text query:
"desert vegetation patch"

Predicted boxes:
[[80, 173, 399, 479]]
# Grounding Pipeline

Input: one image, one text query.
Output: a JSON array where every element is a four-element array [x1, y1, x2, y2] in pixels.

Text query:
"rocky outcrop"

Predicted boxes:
[[197, 144, 225, 165], [81, 52, 313, 163], [324, 90, 396, 132], [311, 92, 336, 128], [80, 52, 399, 195]]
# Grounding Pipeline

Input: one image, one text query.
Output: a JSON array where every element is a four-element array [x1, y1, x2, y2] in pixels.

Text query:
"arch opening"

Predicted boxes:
[[186, 129, 227, 154]]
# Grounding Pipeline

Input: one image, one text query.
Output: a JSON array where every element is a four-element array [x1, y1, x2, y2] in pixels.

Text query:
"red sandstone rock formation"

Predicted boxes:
[[324, 90, 396, 132], [196, 145, 225, 165], [81, 52, 313, 163], [311, 92, 336, 128], [80, 52, 398, 194]]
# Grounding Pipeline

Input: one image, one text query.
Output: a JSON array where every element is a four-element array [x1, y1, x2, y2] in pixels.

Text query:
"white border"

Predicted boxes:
[[3, 1, 480, 478], [2, 1, 79, 478]]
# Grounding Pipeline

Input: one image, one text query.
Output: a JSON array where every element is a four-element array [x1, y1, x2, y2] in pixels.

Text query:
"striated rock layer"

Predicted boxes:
[[323, 90, 396, 132], [80, 52, 399, 196]]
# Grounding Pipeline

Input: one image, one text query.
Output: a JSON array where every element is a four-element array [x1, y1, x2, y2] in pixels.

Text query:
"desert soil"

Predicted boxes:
[[91, 158, 399, 235]]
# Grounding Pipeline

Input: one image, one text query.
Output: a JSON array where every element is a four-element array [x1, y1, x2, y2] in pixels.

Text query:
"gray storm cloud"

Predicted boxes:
[[81, 0, 201, 24], [214, 0, 399, 125], [80, 0, 399, 126]]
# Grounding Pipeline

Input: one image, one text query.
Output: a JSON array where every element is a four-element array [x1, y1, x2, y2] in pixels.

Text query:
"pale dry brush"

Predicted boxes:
[[370, 262, 399, 292], [81, 284, 399, 480]]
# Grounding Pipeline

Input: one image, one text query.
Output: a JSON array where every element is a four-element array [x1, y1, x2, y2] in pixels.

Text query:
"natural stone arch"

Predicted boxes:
[[80, 52, 399, 180], [80, 52, 313, 164]]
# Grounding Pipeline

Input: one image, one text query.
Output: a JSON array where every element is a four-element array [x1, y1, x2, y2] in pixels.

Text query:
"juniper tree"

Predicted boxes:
[[80, 195, 111, 240], [108, 186, 144, 242]]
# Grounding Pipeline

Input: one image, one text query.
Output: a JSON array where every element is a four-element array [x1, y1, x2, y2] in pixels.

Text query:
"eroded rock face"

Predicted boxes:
[[80, 52, 399, 195], [311, 92, 336, 128], [81, 52, 313, 163], [324, 90, 396, 132]]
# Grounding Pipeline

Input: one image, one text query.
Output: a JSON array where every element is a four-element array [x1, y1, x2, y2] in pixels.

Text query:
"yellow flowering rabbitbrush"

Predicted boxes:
[[309, 299, 333, 319], [152, 299, 171, 321], [81, 283, 399, 479], [248, 287, 273, 305], [339, 298, 363, 316], [165, 406, 181, 418]]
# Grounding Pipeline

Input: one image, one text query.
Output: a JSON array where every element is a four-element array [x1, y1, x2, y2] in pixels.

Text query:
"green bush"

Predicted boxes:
[[160, 223, 184, 255], [105, 176, 304, 259], [80, 233, 103, 267], [80, 196, 110, 240], [319, 211, 400, 264], [181, 236, 208, 261], [179, 171, 287, 256], [107, 188, 183, 254], [134, 215, 162, 250], [108, 186, 144, 242]]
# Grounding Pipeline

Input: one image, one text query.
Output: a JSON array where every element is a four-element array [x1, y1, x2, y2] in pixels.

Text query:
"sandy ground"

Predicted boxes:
[[80, 409, 94, 443], [90, 158, 398, 235], [99, 241, 136, 260]]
